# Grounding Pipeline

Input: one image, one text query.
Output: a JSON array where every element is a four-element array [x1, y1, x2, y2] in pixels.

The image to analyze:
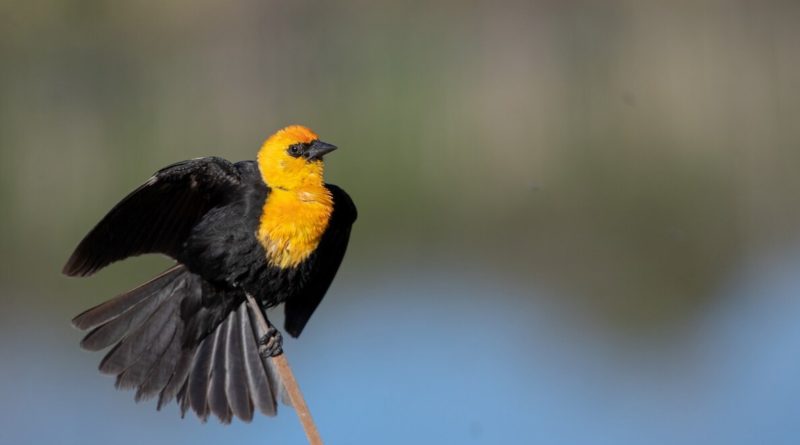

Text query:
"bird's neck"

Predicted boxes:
[[256, 183, 334, 269]]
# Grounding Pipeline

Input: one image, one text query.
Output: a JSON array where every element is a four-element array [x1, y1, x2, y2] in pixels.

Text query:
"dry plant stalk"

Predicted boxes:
[[244, 293, 323, 445]]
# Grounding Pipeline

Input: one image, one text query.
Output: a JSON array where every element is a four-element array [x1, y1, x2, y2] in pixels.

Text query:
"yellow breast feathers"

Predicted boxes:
[[257, 186, 334, 269]]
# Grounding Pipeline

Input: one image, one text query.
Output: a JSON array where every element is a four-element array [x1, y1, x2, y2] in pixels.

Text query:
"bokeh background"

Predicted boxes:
[[2, 1, 800, 444]]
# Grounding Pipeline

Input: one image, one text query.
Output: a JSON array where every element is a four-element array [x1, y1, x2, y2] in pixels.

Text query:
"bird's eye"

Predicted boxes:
[[287, 144, 304, 157]]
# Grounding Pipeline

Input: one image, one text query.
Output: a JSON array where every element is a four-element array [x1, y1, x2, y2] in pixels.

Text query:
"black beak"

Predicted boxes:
[[305, 140, 337, 160]]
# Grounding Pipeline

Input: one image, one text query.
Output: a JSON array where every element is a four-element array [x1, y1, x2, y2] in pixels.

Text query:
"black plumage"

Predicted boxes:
[[65, 148, 356, 423]]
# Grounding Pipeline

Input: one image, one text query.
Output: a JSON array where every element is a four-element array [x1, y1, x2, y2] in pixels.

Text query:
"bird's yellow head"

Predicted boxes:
[[257, 125, 338, 190]]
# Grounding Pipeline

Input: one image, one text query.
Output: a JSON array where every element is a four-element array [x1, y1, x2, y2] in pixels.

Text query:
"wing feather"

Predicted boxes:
[[63, 157, 241, 277]]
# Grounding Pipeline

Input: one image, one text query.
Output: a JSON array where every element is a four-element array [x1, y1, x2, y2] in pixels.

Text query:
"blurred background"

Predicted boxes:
[[2, 1, 800, 444]]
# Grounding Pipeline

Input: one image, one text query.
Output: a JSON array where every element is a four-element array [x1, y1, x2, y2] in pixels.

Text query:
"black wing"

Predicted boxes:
[[63, 157, 242, 277], [284, 184, 357, 338]]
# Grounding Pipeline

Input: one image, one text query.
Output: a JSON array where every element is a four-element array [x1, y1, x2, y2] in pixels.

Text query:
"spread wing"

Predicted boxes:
[[284, 185, 358, 338], [63, 157, 242, 277]]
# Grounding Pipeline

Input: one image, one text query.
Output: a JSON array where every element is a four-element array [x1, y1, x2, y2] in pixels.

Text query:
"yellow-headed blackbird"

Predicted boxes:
[[63, 125, 357, 423]]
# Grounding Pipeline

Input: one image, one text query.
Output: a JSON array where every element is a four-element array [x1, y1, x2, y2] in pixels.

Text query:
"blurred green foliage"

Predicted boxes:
[[1, 0, 799, 333]]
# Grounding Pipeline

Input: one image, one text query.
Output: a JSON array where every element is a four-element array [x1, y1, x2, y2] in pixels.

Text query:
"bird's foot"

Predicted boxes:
[[258, 326, 283, 358]]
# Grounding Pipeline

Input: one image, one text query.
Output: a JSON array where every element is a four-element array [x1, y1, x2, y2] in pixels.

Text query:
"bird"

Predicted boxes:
[[63, 125, 357, 423]]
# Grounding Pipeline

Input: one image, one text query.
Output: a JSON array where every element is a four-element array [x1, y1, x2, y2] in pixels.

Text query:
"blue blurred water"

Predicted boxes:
[[2, 248, 800, 445]]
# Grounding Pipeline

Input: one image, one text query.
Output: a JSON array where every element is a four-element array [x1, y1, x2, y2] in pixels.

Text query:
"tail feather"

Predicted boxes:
[[98, 290, 180, 376], [187, 329, 215, 421], [78, 268, 184, 351], [226, 306, 253, 421], [136, 327, 182, 402], [158, 348, 193, 409], [178, 379, 190, 416], [115, 314, 178, 390], [208, 316, 233, 423], [80, 293, 165, 352], [72, 265, 183, 331], [247, 306, 290, 407], [241, 305, 279, 415], [73, 265, 289, 423]]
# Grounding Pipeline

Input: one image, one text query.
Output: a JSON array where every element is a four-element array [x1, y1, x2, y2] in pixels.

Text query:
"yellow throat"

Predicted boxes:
[[256, 126, 334, 269]]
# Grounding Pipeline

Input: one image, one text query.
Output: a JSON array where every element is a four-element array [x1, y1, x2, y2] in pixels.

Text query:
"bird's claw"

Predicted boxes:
[[258, 326, 283, 358]]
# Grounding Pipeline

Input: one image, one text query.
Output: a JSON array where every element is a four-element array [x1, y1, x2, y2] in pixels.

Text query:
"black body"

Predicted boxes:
[[64, 157, 357, 422]]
